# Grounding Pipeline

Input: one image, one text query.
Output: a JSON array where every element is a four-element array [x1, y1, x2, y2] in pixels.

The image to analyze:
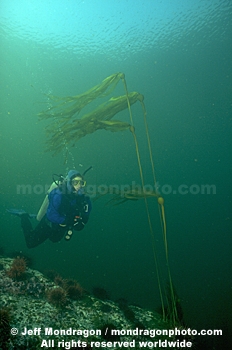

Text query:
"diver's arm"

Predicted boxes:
[[73, 196, 92, 231], [82, 196, 92, 224]]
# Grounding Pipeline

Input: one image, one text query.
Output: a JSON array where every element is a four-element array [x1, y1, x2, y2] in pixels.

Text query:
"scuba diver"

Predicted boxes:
[[7, 169, 92, 248]]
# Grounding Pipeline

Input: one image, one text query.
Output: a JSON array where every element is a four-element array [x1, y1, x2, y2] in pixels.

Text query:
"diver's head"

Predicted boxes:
[[66, 169, 86, 194]]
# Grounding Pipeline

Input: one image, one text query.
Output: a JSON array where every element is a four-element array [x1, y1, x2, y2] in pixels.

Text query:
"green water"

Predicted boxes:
[[1, 1, 231, 348]]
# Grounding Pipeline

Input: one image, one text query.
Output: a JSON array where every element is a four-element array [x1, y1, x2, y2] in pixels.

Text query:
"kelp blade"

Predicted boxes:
[[45, 92, 143, 154]]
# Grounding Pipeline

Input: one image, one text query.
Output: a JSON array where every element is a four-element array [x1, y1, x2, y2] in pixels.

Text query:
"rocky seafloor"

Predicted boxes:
[[0, 256, 179, 350]]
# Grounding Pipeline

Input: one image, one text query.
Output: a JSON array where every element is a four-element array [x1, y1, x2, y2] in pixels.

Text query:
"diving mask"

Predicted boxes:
[[71, 178, 86, 187]]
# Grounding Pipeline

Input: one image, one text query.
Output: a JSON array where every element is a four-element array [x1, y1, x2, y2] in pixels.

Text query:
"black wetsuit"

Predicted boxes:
[[21, 190, 91, 248], [21, 215, 67, 248]]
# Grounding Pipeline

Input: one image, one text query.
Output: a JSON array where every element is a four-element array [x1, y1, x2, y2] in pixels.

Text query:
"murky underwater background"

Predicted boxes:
[[1, 0, 232, 348]]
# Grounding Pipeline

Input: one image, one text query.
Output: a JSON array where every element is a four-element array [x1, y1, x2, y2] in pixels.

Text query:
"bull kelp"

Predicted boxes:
[[39, 72, 179, 329], [38, 73, 143, 155]]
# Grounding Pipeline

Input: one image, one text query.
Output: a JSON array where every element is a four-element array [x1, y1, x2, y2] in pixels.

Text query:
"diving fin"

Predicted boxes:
[[6, 209, 36, 219]]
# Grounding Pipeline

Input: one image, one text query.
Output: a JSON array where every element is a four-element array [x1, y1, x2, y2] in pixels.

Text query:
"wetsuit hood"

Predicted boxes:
[[66, 169, 83, 194]]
